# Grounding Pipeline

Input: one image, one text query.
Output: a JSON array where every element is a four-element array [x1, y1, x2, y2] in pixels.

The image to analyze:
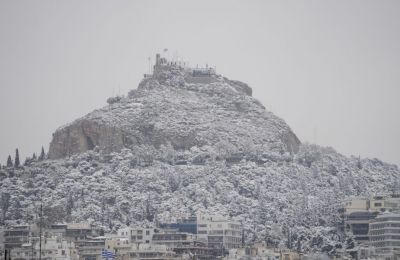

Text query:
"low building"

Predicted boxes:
[[75, 236, 106, 260], [152, 230, 213, 259], [124, 243, 179, 260], [118, 227, 158, 244], [3, 224, 36, 250], [48, 223, 68, 235], [344, 199, 369, 214], [65, 223, 102, 242], [369, 212, 400, 260], [10, 232, 76, 260], [192, 67, 216, 77], [159, 216, 197, 235], [152, 231, 195, 249], [225, 244, 280, 260], [344, 195, 400, 215], [105, 236, 132, 257]]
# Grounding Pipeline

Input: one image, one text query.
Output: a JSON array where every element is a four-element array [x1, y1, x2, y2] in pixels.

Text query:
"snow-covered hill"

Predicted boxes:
[[0, 63, 398, 256], [48, 65, 299, 159]]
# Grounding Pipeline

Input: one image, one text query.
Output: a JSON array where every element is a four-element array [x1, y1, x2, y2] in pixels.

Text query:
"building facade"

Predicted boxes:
[[197, 214, 242, 250], [369, 212, 400, 260]]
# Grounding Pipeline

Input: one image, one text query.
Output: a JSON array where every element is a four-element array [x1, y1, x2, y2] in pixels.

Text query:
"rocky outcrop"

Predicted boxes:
[[48, 64, 300, 159], [49, 120, 125, 159]]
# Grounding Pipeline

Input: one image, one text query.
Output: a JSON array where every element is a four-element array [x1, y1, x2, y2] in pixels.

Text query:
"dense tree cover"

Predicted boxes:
[[0, 143, 397, 256]]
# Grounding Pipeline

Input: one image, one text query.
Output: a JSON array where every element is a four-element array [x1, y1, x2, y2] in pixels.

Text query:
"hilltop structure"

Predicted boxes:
[[153, 53, 216, 77]]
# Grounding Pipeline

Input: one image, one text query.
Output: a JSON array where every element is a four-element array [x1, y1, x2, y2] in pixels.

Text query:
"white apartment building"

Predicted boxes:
[[369, 212, 400, 260], [197, 214, 242, 250], [118, 227, 158, 244]]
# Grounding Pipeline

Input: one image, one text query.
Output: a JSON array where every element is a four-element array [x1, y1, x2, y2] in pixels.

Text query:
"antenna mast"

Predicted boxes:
[[148, 56, 151, 74]]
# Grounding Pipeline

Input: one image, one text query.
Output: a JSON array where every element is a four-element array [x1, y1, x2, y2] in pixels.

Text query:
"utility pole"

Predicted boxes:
[[39, 200, 43, 260], [31, 238, 34, 260]]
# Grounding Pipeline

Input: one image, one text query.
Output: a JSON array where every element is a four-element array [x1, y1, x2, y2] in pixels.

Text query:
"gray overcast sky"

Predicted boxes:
[[0, 0, 399, 166]]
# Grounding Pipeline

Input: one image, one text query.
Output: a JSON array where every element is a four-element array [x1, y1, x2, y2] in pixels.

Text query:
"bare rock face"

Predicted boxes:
[[48, 65, 300, 159], [49, 120, 125, 159]]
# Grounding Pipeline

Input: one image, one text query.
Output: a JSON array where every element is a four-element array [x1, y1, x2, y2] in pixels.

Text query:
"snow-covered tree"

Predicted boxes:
[[6, 155, 13, 168], [39, 146, 45, 161]]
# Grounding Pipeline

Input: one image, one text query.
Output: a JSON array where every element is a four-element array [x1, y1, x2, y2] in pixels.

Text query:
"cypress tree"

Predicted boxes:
[[6, 155, 13, 168], [15, 149, 20, 167], [39, 146, 45, 161]]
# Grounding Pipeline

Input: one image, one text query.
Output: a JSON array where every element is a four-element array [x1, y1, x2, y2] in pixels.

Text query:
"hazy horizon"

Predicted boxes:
[[1, 0, 399, 166]]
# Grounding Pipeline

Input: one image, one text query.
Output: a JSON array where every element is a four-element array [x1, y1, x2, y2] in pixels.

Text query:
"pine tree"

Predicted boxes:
[[39, 147, 45, 161], [14, 149, 20, 167], [32, 153, 37, 160], [6, 155, 13, 168]]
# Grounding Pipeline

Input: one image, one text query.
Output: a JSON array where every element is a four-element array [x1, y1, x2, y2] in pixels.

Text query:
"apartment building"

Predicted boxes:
[[10, 233, 76, 260], [369, 212, 400, 260], [3, 224, 36, 250], [118, 227, 158, 244], [197, 214, 242, 250]]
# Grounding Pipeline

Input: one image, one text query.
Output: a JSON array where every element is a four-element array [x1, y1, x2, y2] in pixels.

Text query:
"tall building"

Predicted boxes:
[[369, 212, 400, 260], [345, 211, 378, 244], [197, 214, 242, 250]]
